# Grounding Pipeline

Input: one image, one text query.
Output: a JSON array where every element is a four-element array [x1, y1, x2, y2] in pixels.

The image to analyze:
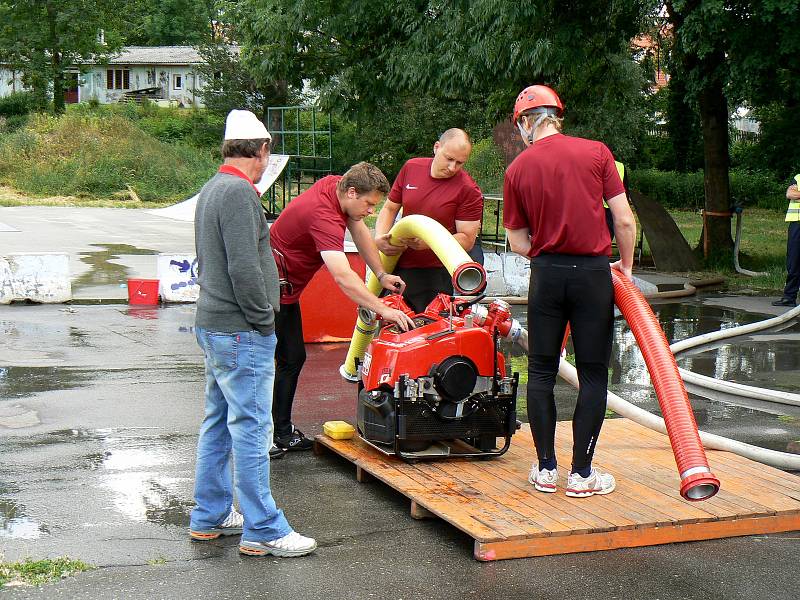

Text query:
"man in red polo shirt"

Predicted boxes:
[[270, 162, 414, 452], [374, 129, 483, 313], [503, 85, 636, 499]]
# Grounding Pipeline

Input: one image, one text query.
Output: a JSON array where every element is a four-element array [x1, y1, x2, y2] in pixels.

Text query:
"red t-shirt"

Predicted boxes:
[[503, 134, 624, 258], [270, 176, 348, 303], [388, 157, 483, 268]]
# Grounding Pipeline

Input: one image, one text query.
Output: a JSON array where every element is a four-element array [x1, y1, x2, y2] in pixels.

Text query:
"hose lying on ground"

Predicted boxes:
[[671, 303, 800, 407], [733, 209, 769, 277]]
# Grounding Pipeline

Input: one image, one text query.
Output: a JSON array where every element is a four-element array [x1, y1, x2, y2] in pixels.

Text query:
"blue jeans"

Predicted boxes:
[[190, 327, 292, 542]]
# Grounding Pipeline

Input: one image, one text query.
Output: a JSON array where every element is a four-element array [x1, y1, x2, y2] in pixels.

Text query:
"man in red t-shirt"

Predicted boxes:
[[374, 128, 484, 313], [270, 162, 414, 452], [503, 85, 636, 499]]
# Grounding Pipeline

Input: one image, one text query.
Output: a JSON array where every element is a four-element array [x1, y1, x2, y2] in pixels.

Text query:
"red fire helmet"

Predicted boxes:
[[512, 85, 564, 123]]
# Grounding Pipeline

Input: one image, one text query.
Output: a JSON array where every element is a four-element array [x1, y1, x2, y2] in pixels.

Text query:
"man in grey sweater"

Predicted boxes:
[[189, 109, 316, 558]]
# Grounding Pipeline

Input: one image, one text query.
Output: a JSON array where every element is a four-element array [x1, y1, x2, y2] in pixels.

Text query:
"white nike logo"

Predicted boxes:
[[405, 184, 418, 190]]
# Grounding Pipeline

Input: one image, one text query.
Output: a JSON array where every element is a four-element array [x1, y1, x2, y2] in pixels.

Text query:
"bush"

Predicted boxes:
[[465, 138, 504, 194], [0, 112, 217, 202], [629, 169, 787, 210], [0, 91, 38, 118]]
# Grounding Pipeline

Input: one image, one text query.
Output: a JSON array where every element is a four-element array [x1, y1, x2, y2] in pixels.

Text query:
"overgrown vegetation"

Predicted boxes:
[[0, 105, 218, 203], [0, 557, 92, 587]]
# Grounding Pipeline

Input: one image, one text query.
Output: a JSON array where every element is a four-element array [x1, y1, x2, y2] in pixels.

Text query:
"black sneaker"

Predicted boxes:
[[276, 428, 314, 451], [269, 444, 287, 460], [771, 297, 797, 307]]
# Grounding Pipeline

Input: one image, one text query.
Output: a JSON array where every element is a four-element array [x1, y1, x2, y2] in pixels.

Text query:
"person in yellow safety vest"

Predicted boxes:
[[772, 174, 800, 307], [604, 161, 628, 240]]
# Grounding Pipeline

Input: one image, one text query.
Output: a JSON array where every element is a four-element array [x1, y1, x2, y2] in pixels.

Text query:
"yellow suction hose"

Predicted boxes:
[[339, 215, 486, 382]]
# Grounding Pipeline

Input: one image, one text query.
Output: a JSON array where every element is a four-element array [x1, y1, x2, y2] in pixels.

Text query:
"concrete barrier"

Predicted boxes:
[[157, 254, 199, 303], [0, 253, 71, 304]]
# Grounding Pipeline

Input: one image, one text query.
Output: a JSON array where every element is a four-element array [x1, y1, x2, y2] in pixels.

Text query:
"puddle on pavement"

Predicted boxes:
[[0, 498, 49, 539], [1, 429, 194, 528], [73, 243, 159, 290], [506, 298, 800, 451], [0, 366, 91, 400]]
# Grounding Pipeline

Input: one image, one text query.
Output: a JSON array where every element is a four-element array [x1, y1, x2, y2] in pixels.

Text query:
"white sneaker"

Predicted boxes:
[[528, 465, 558, 493], [565, 467, 616, 498], [240, 531, 317, 557], [189, 507, 243, 540]]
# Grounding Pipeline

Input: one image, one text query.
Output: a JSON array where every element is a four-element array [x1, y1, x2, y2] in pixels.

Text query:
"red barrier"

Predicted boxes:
[[612, 271, 720, 501]]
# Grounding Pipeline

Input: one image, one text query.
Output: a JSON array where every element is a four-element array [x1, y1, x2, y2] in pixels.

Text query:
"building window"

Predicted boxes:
[[173, 74, 183, 90], [106, 68, 129, 90]]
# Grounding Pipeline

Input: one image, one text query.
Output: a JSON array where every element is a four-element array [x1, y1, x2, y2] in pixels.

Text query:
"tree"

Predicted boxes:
[[0, 0, 123, 114], [121, 0, 220, 46], [234, 1, 654, 163], [665, 0, 800, 257]]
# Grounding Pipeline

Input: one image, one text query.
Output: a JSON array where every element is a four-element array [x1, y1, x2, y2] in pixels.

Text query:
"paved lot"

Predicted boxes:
[[1, 206, 799, 598], [0, 303, 798, 600]]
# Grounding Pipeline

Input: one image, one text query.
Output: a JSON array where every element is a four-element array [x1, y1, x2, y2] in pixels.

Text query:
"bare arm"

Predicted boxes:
[[453, 219, 481, 251], [348, 220, 406, 295], [606, 191, 637, 279], [348, 219, 385, 276], [321, 250, 414, 330], [787, 184, 800, 200], [506, 227, 532, 257], [374, 199, 405, 255]]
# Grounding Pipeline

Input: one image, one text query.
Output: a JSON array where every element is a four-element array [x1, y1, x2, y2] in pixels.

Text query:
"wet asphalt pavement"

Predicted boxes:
[[2, 205, 799, 599], [1, 299, 799, 600]]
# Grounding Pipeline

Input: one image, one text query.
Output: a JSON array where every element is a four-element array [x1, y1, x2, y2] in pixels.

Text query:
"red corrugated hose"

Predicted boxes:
[[612, 270, 720, 501]]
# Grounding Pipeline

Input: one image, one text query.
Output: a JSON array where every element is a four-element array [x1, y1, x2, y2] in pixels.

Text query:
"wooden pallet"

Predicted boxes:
[[314, 419, 800, 561]]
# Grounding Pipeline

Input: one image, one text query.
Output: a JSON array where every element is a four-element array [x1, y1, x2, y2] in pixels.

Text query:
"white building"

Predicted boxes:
[[1, 46, 209, 107]]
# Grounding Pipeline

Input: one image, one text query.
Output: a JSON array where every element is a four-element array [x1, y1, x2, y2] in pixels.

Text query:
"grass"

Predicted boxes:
[[0, 557, 92, 588], [0, 111, 217, 204]]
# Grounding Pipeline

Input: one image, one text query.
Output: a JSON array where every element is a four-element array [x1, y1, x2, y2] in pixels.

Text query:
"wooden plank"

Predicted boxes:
[[406, 462, 535, 540], [485, 453, 656, 531], [317, 436, 503, 542], [430, 460, 599, 535], [475, 512, 800, 561], [596, 425, 800, 515], [315, 418, 800, 561], [410, 501, 435, 520], [356, 465, 373, 483]]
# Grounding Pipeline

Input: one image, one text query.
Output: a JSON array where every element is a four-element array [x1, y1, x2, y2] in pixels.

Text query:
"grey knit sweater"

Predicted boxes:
[[194, 171, 280, 335]]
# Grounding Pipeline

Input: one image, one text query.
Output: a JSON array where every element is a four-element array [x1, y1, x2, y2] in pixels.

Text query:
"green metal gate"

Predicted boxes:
[[263, 105, 332, 215]]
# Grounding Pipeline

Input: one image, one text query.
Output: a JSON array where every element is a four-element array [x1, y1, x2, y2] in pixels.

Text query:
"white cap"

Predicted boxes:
[[224, 110, 272, 141]]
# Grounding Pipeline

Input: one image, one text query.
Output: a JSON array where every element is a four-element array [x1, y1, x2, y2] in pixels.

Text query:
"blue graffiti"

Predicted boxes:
[[170, 257, 199, 291]]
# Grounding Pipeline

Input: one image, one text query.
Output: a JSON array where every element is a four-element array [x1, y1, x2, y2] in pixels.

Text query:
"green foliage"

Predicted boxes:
[[68, 102, 224, 150], [0, 0, 125, 113], [332, 94, 491, 180], [0, 557, 92, 587], [629, 169, 786, 210], [733, 103, 800, 181], [0, 112, 217, 202], [465, 139, 505, 194], [121, 0, 217, 46], [0, 91, 39, 118], [236, 1, 652, 161]]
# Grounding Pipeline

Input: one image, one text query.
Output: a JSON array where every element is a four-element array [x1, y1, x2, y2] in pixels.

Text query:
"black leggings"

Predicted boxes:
[[273, 302, 305, 439], [393, 266, 453, 314], [526, 254, 613, 472]]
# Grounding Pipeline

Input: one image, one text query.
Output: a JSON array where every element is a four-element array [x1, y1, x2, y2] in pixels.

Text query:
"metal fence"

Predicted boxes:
[[263, 105, 332, 215]]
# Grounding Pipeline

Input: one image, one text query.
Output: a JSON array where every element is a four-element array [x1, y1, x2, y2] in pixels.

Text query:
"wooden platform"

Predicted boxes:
[[314, 419, 800, 561]]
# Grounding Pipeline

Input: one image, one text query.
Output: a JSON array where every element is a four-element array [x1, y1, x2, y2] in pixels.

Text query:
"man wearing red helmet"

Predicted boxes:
[[374, 128, 483, 312], [503, 85, 636, 498]]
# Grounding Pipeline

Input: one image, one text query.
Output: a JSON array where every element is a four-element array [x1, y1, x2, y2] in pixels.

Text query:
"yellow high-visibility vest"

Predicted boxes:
[[787, 174, 800, 222], [604, 161, 626, 209]]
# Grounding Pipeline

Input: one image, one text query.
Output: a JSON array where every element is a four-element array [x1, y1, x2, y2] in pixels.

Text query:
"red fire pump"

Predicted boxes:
[[356, 293, 521, 459]]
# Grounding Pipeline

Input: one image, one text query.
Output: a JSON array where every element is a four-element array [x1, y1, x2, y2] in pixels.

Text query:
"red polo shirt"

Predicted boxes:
[[388, 157, 483, 269], [503, 134, 624, 257], [270, 176, 348, 303]]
